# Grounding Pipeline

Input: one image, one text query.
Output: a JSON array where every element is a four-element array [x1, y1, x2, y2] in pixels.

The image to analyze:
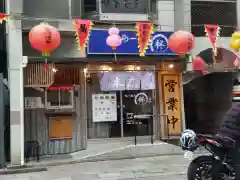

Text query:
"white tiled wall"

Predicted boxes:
[[157, 0, 191, 31], [183, 0, 191, 31], [157, 1, 174, 31]]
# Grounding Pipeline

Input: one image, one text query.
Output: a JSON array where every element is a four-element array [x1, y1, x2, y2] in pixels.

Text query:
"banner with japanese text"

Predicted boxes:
[[74, 19, 93, 53], [162, 75, 182, 135], [99, 72, 155, 91]]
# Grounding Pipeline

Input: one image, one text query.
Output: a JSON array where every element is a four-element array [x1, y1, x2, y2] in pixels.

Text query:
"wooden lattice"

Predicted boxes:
[[24, 63, 82, 87], [24, 63, 55, 87]]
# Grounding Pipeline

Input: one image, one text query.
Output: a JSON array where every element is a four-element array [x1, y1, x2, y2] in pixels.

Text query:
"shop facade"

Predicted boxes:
[[85, 29, 186, 140], [21, 29, 187, 157], [4, 26, 187, 167]]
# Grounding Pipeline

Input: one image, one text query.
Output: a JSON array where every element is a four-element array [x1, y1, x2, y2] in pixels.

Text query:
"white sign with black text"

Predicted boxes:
[[92, 93, 117, 122]]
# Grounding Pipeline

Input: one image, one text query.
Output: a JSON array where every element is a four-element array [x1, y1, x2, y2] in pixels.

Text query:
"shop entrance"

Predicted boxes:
[[107, 90, 154, 137], [122, 90, 153, 137], [87, 65, 156, 139]]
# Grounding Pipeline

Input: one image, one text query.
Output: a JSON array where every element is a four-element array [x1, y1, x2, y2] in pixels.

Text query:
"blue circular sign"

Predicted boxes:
[[150, 34, 168, 52]]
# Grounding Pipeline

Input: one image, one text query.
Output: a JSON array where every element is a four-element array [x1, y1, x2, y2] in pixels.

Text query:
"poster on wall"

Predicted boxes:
[[25, 97, 43, 109], [92, 93, 117, 122]]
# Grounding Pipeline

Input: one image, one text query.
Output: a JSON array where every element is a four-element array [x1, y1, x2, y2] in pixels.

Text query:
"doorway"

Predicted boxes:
[[108, 90, 154, 137], [86, 65, 156, 139], [122, 90, 153, 137]]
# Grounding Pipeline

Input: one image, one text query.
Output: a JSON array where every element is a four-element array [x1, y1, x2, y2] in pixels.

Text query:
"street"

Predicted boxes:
[[1, 154, 192, 180]]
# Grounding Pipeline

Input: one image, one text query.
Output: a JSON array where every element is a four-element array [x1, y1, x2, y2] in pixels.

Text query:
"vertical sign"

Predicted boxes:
[[163, 75, 182, 135]]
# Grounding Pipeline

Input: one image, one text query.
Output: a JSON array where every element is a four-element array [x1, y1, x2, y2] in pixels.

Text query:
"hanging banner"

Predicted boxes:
[[204, 24, 220, 56], [74, 20, 93, 51], [162, 75, 182, 136], [0, 13, 8, 24], [135, 22, 154, 56], [99, 72, 155, 91]]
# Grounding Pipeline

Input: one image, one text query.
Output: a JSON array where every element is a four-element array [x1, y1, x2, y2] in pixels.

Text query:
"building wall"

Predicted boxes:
[[23, 34, 86, 58], [157, 0, 191, 31], [24, 82, 87, 155]]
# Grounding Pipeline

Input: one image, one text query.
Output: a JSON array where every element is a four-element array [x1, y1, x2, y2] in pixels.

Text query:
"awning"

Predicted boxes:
[[48, 85, 74, 91]]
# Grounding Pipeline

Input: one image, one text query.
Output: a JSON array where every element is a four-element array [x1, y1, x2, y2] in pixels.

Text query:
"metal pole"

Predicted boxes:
[[0, 74, 5, 168], [120, 91, 124, 137]]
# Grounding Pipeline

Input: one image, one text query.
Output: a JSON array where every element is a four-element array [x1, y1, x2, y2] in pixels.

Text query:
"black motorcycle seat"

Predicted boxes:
[[213, 135, 236, 149], [196, 134, 214, 139], [197, 134, 233, 149]]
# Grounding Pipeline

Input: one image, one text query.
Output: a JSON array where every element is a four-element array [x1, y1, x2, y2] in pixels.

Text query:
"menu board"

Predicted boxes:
[[92, 93, 117, 122]]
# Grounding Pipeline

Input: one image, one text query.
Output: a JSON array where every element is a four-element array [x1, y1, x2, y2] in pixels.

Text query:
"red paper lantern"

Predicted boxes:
[[168, 30, 195, 55], [29, 23, 61, 56], [192, 56, 208, 74]]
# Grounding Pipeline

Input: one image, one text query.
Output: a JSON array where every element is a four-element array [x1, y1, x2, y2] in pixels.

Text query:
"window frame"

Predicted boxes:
[[45, 89, 74, 109]]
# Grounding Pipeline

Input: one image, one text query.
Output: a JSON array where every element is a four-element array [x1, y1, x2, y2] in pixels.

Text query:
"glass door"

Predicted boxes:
[[122, 90, 153, 137]]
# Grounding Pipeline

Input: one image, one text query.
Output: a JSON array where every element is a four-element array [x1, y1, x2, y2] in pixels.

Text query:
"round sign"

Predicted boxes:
[[134, 92, 148, 105], [150, 34, 168, 52]]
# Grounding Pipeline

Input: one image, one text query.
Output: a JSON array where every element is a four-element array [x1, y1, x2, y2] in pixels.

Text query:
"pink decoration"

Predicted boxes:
[[106, 35, 122, 50], [234, 57, 239, 67], [108, 27, 120, 35], [192, 56, 208, 74]]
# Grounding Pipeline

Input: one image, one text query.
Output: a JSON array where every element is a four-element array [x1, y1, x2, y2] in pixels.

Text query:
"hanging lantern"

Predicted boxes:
[[106, 34, 122, 50], [135, 22, 155, 56], [168, 30, 195, 55], [230, 32, 240, 52], [192, 56, 208, 74], [106, 27, 122, 50], [29, 23, 61, 56], [108, 27, 120, 36], [0, 13, 8, 24]]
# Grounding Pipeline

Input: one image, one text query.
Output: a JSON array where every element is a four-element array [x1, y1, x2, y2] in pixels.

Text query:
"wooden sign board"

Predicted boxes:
[[49, 117, 73, 140]]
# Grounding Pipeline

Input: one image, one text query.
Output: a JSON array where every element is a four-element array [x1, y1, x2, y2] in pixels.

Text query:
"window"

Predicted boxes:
[[45, 89, 74, 109], [23, 0, 69, 19], [84, 0, 97, 14], [191, 1, 236, 37]]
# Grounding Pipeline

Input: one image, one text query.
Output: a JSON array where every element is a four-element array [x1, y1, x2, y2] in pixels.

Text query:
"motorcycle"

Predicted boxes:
[[182, 133, 235, 180]]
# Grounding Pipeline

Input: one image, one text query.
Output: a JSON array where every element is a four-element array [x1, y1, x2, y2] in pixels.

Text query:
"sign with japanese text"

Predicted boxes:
[[100, 0, 149, 14], [163, 75, 182, 135], [74, 20, 93, 50], [136, 22, 154, 56], [99, 72, 155, 91], [88, 29, 175, 55]]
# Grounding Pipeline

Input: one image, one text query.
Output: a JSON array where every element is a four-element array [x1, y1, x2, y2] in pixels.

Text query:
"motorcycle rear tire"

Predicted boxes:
[[187, 155, 216, 180]]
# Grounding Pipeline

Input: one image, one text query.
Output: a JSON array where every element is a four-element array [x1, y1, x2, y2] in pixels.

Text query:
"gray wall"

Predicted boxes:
[[23, 0, 82, 19], [157, 0, 191, 31], [24, 76, 87, 155], [23, 34, 86, 58], [87, 73, 110, 139]]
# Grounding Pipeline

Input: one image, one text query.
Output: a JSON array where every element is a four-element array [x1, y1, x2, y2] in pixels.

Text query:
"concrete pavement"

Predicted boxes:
[[0, 137, 208, 175], [1, 154, 195, 180], [26, 137, 207, 167]]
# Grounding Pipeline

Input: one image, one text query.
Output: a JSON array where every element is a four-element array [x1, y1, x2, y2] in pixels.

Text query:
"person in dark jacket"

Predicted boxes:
[[216, 103, 240, 180]]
